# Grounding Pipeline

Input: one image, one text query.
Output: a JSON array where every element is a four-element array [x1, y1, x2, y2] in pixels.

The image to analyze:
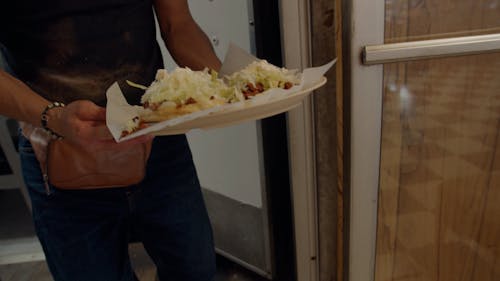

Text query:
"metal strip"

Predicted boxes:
[[215, 248, 272, 279], [349, 0, 385, 280], [363, 33, 500, 65], [246, 0, 256, 55], [280, 0, 320, 280]]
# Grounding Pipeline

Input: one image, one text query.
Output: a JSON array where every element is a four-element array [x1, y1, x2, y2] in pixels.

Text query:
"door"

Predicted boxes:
[[346, 0, 500, 281]]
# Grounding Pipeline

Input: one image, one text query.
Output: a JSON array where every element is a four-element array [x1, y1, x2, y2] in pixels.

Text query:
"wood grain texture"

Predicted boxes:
[[311, 0, 338, 280], [375, 1, 500, 280], [334, 0, 345, 280]]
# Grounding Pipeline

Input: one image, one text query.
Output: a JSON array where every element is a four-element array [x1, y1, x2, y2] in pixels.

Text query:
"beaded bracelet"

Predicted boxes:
[[41, 102, 65, 140]]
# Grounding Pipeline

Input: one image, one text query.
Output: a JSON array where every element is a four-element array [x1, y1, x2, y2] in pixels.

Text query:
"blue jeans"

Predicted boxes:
[[19, 134, 216, 281], [0, 43, 14, 74]]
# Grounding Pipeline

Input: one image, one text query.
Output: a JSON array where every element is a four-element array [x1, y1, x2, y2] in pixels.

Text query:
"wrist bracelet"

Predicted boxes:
[[41, 102, 65, 140]]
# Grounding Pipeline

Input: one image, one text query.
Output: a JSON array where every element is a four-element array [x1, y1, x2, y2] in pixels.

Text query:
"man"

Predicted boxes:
[[0, 0, 219, 280]]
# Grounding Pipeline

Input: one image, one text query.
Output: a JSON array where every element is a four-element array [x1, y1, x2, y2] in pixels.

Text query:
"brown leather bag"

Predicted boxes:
[[21, 122, 152, 190], [45, 139, 152, 189]]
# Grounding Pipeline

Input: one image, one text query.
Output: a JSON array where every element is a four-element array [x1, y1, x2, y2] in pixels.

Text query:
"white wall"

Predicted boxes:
[[155, 0, 264, 208]]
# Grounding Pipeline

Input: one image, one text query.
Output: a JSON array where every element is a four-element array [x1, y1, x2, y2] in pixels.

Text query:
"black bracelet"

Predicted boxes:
[[41, 102, 65, 140]]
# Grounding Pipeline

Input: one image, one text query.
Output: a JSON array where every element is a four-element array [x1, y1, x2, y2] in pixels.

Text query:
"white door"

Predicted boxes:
[[348, 1, 500, 281]]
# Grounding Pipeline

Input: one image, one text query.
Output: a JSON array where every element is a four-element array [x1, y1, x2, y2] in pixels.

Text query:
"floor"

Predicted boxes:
[[0, 245, 268, 281]]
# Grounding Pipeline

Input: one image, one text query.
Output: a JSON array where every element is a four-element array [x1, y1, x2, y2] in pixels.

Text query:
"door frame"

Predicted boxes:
[[279, 0, 320, 280], [343, 0, 385, 280], [253, 0, 298, 280]]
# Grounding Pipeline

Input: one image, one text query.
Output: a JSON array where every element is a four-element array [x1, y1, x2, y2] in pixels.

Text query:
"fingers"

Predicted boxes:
[[61, 100, 154, 149], [115, 134, 154, 149], [60, 101, 109, 141], [75, 101, 107, 121], [89, 125, 114, 141], [92, 134, 154, 150]]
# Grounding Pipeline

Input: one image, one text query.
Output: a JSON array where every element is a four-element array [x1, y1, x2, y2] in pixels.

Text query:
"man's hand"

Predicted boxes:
[[47, 100, 153, 149]]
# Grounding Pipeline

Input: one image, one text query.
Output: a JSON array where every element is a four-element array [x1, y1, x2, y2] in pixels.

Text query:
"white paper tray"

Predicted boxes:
[[151, 76, 327, 136]]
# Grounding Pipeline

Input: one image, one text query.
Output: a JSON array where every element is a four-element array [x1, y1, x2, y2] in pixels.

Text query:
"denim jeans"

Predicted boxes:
[[19, 134, 216, 281], [0, 43, 14, 74]]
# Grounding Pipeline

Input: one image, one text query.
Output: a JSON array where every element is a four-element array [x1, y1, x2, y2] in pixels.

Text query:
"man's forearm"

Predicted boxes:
[[0, 70, 49, 126], [163, 21, 221, 71], [153, 0, 221, 71]]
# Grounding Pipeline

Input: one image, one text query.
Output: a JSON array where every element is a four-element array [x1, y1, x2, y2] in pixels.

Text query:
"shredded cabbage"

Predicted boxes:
[[122, 116, 141, 135], [127, 60, 299, 112], [126, 80, 148, 90], [139, 68, 242, 108], [225, 60, 300, 91]]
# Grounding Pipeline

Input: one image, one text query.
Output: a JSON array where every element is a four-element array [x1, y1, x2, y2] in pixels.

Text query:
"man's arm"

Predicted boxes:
[[0, 70, 151, 148], [0, 70, 50, 126], [153, 0, 221, 71], [0, 70, 112, 145]]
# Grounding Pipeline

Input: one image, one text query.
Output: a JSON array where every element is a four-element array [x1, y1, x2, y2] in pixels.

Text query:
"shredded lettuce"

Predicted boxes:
[[225, 60, 300, 91], [133, 60, 299, 110], [140, 68, 242, 108], [126, 80, 148, 90]]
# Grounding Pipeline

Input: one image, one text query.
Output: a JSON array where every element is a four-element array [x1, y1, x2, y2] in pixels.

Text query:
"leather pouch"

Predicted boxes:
[[45, 139, 152, 189], [20, 122, 152, 190]]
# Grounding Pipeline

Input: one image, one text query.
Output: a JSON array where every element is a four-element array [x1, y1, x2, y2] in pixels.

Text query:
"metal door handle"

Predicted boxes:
[[363, 33, 500, 65]]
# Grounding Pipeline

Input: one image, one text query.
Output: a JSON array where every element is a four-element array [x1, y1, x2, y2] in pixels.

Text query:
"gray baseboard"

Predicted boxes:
[[201, 188, 270, 276]]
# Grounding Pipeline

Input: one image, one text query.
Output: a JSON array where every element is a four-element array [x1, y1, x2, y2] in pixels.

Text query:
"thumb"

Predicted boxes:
[[74, 101, 107, 121]]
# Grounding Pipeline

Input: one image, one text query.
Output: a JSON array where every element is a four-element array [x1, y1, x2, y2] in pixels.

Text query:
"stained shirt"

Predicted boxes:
[[0, 0, 163, 106]]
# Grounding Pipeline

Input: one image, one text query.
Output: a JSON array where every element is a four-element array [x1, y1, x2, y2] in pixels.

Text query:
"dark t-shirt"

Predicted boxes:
[[0, 0, 163, 106]]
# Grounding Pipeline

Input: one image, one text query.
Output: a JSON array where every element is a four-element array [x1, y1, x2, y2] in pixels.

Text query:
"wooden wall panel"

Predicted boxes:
[[311, 0, 338, 280]]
